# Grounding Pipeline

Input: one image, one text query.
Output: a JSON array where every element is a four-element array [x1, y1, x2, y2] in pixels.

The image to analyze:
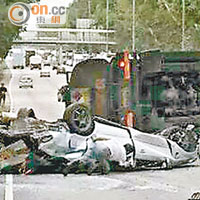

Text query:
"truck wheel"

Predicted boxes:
[[63, 103, 94, 136]]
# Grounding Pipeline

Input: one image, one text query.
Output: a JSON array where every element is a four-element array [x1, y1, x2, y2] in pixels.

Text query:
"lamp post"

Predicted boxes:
[[106, 0, 109, 52], [181, 0, 185, 50], [88, 0, 91, 18], [132, 0, 135, 52]]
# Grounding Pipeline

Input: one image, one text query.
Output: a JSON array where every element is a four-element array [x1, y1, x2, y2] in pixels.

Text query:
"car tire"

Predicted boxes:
[[63, 103, 95, 136]]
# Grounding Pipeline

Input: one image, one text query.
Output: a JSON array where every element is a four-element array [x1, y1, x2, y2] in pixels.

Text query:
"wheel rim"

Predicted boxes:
[[73, 107, 91, 129]]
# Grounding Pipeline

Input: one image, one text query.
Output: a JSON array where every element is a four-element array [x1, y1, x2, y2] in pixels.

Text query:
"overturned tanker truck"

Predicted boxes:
[[65, 50, 200, 132]]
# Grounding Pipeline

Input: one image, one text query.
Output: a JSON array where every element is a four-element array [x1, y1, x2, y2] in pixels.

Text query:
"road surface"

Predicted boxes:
[[1, 68, 200, 200], [9, 68, 66, 121], [1, 166, 200, 200]]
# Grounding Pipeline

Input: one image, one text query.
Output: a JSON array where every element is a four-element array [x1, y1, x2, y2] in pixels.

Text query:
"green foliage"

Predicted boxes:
[[0, 0, 34, 59], [66, 0, 200, 51]]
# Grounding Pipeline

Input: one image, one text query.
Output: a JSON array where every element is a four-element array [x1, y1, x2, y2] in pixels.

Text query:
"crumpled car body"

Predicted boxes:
[[130, 128, 197, 168], [39, 117, 199, 174], [0, 106, 199, 175]]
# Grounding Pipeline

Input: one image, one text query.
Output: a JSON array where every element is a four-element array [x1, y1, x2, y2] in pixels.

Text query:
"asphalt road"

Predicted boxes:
[[9, 68, 66, 121], [1, 166, 200, 200], [1, 68, 200, 200]]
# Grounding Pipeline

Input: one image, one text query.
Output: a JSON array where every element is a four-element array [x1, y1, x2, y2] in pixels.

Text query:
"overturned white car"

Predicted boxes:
[[39, 103, 199, 175], [0, 104, 199, 175]]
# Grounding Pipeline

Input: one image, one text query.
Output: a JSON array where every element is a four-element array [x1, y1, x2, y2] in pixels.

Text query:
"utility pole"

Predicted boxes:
[[106, 0, 109, 52], [132, 0, 135, 52], [181, 0, 185, 50], [88, 0, 91, 18]]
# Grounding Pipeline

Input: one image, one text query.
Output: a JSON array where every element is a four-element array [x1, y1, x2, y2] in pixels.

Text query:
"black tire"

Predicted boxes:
[[63, 103, 95, 136], [27, 108, 36, 119]]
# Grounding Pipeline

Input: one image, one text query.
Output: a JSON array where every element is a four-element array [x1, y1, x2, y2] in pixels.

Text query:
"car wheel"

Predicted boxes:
[[63, 103, 95, 136]]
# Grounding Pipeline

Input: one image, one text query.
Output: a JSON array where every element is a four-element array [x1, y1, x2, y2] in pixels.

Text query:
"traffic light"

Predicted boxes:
[[123, 50, 130, 81], [116, 50, 131, 81], [118, 59, 125, 70]]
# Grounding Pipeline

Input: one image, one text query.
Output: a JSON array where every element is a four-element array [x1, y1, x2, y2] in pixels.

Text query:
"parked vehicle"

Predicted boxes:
[[9, 49, 25, 69], [56, 66, 66, 74], [19, 75, 33, 88], [40, 67, 50, 77], [42, 59, 51, 68], [30, 55, 42, 70], [13, 53, 24, 69]]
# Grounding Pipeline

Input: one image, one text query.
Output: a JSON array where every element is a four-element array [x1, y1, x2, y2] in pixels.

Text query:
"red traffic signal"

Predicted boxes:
[[117, 50, 131, 81], [118, 59, 125, 70], [124, 50, 131, 81]]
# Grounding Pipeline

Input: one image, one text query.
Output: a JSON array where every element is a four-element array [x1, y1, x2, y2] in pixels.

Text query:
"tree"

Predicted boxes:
[[66, 0, 200, 51], [0, 0, 34, 60]]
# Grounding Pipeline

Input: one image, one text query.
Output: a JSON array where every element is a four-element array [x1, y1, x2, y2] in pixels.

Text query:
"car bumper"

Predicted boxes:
[[19, 83, 33, 88], [40, 72, 50, 77]]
